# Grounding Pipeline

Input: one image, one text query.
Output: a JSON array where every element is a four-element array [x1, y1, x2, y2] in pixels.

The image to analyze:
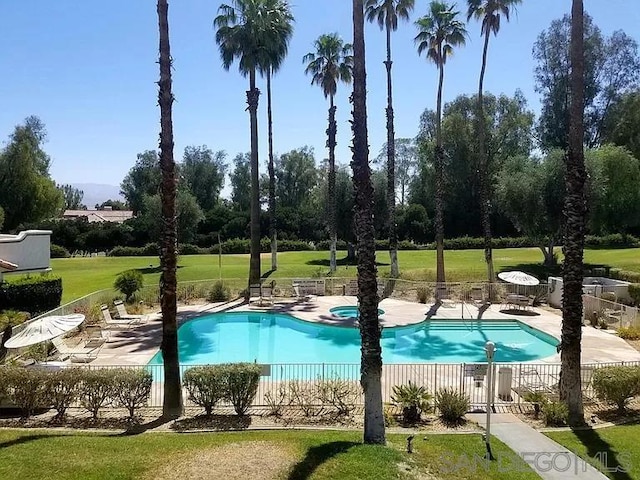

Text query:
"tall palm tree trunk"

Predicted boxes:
[[477, 29, 495, 284], [385, 24, 399, 279], [434, 56, 446, 290], [247, 67, 261, 287], [353, 0, 385, 445], [267, 68, 277, 272], [560, 0, 586, 427], [327, 95, 338, 274], [157, 0, 182, 419]]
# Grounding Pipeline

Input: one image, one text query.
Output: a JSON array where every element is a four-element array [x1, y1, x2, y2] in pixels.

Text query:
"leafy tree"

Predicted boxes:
[[366, 0, 415, 278], [142, 191, 204, 245], [215, 0, 293, 288], [397, 204, 429, 243], [58, 184, 85, 210], [600, 91, 640, 160], [181, 145, 227, 211], [157, 0, 182, 418], [371, 170, 389, 238], [0, 207, 4, 230], [467, 0, 521, 283], [120, 150, 161, 215], [229, 153, 251, 211], [533, 14, 640, 150], [334, 167, 355, 244], [352, 0, 385, 445], [275, 146, 318, 209], [304, 33, 353, 274], [0, 117, 64, 230], [560, 0, 586, 427], [114, 270, 144, 302], [96, 199, 128, 211], [415, 1, 467, 287]]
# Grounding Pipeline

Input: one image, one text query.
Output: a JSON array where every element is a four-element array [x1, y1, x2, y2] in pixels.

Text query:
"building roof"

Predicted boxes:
[[62, 209, 134, 223]]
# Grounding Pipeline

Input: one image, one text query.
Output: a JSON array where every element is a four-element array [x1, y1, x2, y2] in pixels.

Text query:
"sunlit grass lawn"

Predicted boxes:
[[38, 247, 640, 302], [546, 422, 640, 479], [0, 429, 539, 480]]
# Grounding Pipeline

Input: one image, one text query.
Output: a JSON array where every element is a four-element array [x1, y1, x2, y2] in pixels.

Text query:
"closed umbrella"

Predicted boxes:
[[497, 271, 540, 286], [4, 314, 85, 349]]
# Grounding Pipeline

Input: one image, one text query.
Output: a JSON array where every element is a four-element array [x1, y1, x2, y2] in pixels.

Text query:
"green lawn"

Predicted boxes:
[[546, 423, 640, 479], [0, 429, 539, 480]]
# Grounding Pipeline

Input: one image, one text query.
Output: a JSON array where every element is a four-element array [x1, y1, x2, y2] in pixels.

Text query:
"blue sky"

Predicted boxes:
[[0, 0, 638, 189]]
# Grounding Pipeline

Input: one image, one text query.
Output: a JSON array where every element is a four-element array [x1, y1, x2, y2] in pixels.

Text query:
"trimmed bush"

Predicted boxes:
[[592, 366, 640, 413], [50, 244, 70, 258], [391, 381, 432, 424], [112, 368, 153, 419], [628, 284, 640, 307], [523, 391, 548, 419], [207, 281, 230, 303], [108, 243, 159, 257], [220, 363, 261, 415], [80, 369, 117, 419], [178, 243, 209, 255], [46, 368, 83, 420], [416, 286, 431, 304], [541, 401, 568, 427], [618, 326, 640, 340], [0, 277, 62, 316], [2, 367, 48, 418], [114, 270, 144, 302], [435, 388, 469, 423], [183, 366, 226, 416]]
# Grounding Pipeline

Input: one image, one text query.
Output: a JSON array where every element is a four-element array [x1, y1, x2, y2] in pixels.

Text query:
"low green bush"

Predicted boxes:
[[50, 244, 71, 258], [220, 363, 261, 415], [46, 368, 83, 420], [183, 366, 226, 416], [628, 284, 640, 307], [0, 310, 30, 332], [112, 368, 153, 419], [592, 366, 640, 413], [80, 369, 117, 419], [541, 401, 568, 427], [618, 326, 640, 340], [108, 243, 159, 257], [178, 244, 209, 255], [1, 367, 48, 418], [416, 286, 431, 304], [114, 270, 144, 302], [0, 276, 62, 315], [207, 281, 230, 303], [435, 388, 469, 423], [523, 391, 548, 418], [584, 234, 639, 249], [391, 381, 432, 424]]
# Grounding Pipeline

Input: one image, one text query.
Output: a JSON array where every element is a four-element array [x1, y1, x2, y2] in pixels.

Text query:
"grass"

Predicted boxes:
[[12, 246, 640, 302], [0, 428, 539, 480], [546, 422, 640, 480]]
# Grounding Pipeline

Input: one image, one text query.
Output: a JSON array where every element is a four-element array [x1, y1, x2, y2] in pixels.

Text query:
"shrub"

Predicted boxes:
[[628, 284, 640, 307], [618, 326, 640, 340], [108, 243, 159, 257], [592, 366, 640, 413], [416, 286, 431, 304], [264, 384, 288, 417], [523, 391, 548, 418], [50, 244, 70, 258], [0, 276, 62, 316], [2, 367, 48, 418], [178, 243, 209, 255], [435, 388, 469, 423], [114, 270, 144, 302], [316, 377, 360, 416], [112, 368, 153, 419], [46, 368, 83, 420], [288, 380, 317, 416], [80, 369, 117, 419], [220, 363, 261, 415], [391, 381, 432, 424], [207, 281, 230, 303], [0, 310, 30, 332], [541, 401, 568, 427], [183, 366, 226, 416]]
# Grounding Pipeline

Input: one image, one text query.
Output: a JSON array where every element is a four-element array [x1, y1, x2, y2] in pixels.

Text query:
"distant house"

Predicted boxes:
[[62, 206, 134, 224]]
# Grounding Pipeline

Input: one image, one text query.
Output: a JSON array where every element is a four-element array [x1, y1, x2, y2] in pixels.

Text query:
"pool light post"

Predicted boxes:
[[484, 340, 495, 460]]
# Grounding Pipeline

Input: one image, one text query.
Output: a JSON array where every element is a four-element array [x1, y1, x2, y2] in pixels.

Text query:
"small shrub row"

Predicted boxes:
[[0, 276, 62, 315], [610, 269, 640, 283], [584, 234, 639, 249], [627, 284, 640, 307], [617, 326, 640, 340], [108, 243, 159, 257], [183, 363, 261, 416], [593, 365, 640, 413], [0, 367, 152, 420], [50, 244, 71, 258]]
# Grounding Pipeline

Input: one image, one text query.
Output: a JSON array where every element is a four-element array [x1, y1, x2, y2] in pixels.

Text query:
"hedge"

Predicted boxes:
[[50, 244, 71, 258], [0, 277, 62, 315]]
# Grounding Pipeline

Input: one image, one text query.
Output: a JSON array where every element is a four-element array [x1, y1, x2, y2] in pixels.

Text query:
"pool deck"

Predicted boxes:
[[88, 295, 640, 367]]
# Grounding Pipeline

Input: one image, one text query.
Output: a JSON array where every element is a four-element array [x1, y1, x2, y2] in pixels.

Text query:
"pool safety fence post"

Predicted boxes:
[[484, 341, 495, 460]]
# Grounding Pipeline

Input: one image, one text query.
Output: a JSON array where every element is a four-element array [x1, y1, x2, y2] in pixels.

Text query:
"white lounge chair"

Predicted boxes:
[[249, 284, 274, 307], [101, 305, 138, 328], [51, 335, 104, 363], [113, 300, 148, 322]]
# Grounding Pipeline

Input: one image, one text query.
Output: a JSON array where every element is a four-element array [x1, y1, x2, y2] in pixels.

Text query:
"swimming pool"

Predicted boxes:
[[148, 312, 558, 368]]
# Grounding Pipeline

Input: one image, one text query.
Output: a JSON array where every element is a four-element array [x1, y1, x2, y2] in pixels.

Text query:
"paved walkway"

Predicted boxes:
[[468, 413, 608, 479]]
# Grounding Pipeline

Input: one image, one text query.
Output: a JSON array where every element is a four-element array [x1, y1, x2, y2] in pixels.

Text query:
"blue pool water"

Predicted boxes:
[[330, 306, 385, 318], [148, 312, 558, 369]]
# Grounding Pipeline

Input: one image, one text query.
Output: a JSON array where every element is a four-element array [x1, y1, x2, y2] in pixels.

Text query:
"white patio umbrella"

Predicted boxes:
[[497, 271, 540, 286], [4, 314, 85, 349]]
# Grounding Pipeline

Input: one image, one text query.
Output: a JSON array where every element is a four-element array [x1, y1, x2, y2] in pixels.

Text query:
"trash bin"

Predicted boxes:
[[497, 367, 513, 401]]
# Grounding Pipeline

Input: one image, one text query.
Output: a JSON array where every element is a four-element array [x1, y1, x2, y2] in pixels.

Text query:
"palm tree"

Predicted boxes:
[[560, 0, 586, 427], [415, 1, 466, 291], [365, 0, 415, 279], [265, 2, 294, 272], [157, 0, 182, 418], [215, 0, 293, 288], [353, 0, 385, 445], [303, 34, 353, 274], [467, 0, 520, 284]]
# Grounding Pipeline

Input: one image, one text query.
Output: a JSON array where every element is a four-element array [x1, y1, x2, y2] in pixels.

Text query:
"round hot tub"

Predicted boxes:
[[330, 306, 385, 318]]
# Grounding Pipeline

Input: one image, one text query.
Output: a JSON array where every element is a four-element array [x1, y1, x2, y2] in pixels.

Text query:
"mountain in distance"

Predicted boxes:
[[71, 183, 124, 210]]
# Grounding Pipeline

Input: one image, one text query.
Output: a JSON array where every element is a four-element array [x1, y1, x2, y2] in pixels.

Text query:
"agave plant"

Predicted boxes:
[[391, 380, 432, 423]]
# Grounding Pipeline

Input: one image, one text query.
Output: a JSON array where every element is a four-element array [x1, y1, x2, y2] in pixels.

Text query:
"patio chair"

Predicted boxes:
[[519, 367, 555, 394], [85, 324, 112, 343], [248, 284, 273, 307], [51, 335, 104, 363], [113, 300, 148, 322], [101, 305, 138, 328]]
